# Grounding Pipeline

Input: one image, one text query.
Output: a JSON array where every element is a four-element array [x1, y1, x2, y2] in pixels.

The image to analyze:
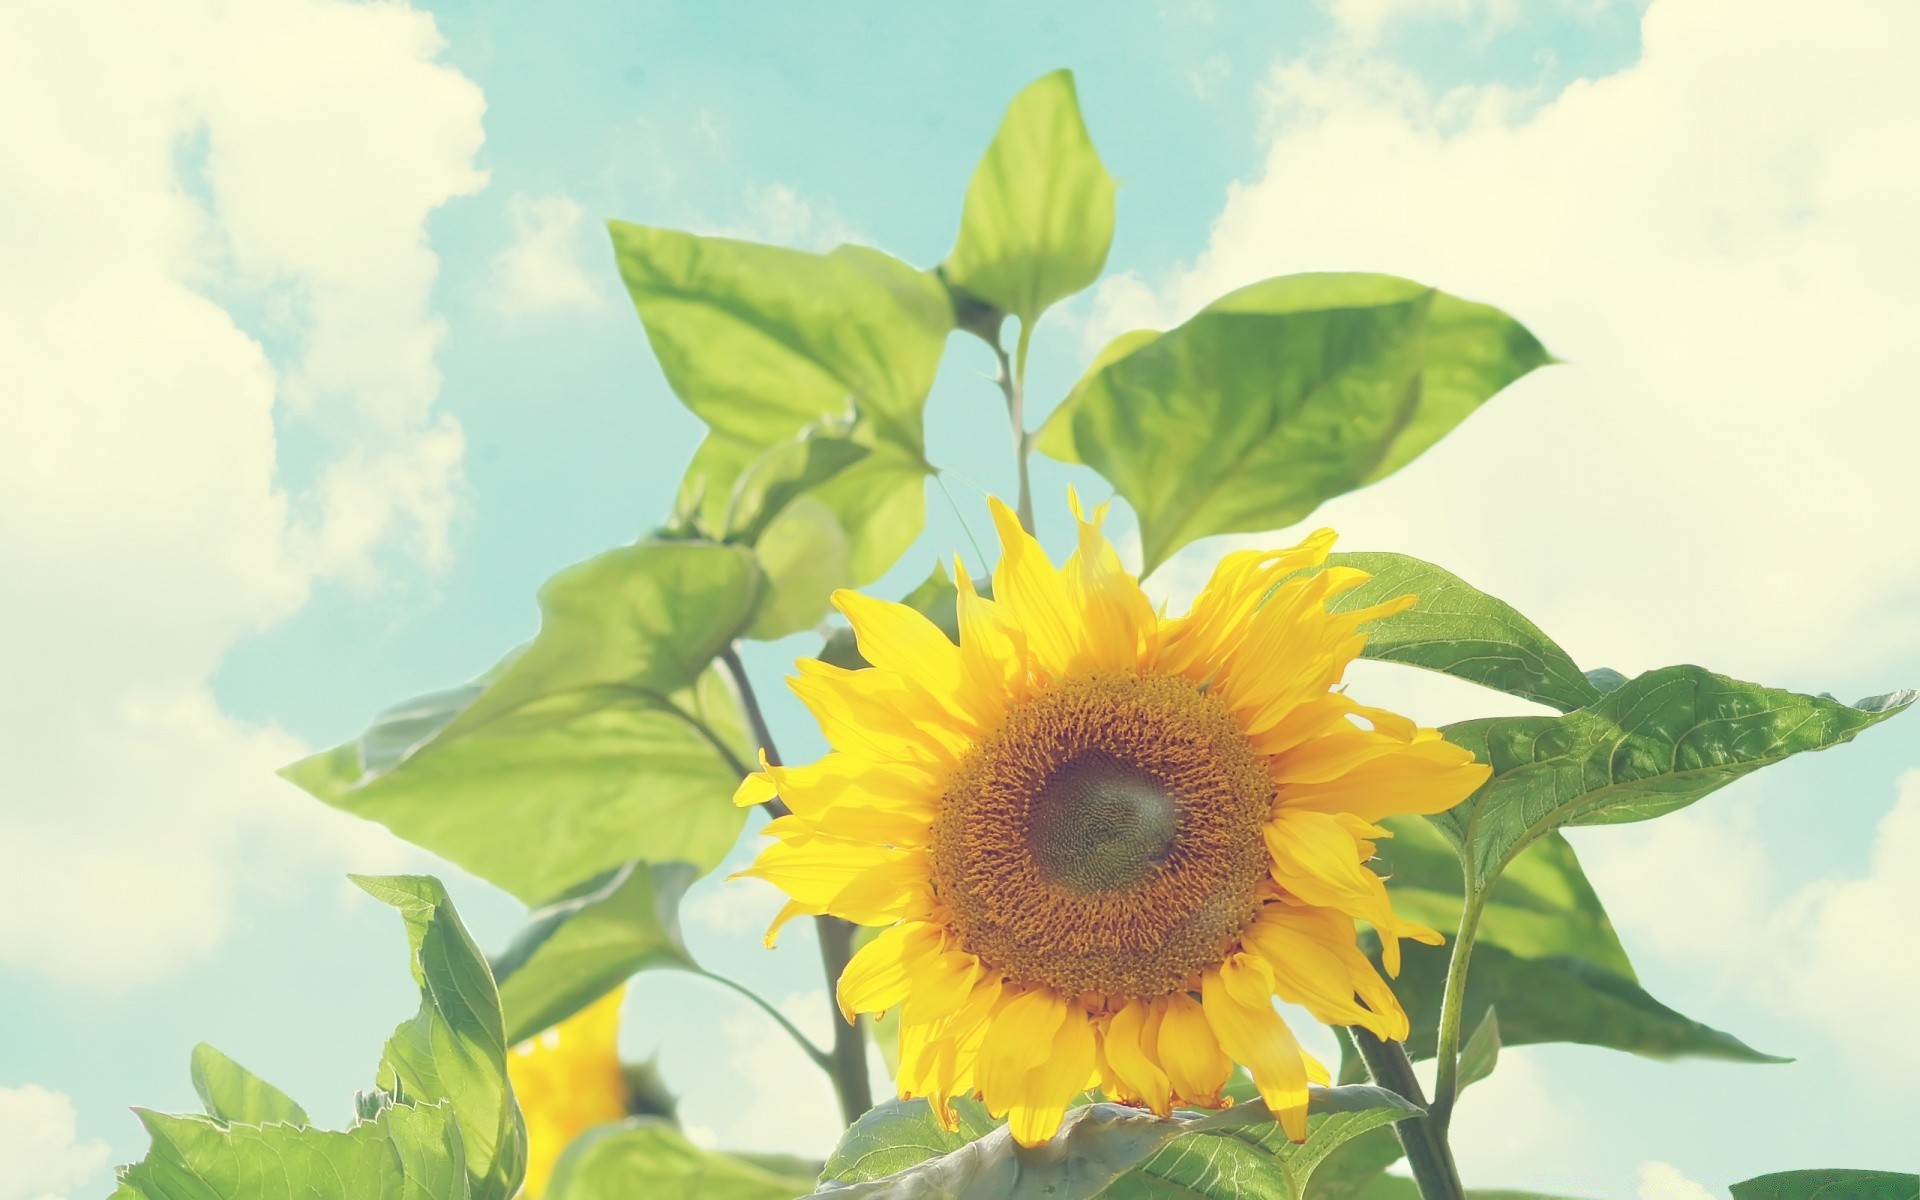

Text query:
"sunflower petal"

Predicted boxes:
[[988, 497, 1081, 680], [1156, 992, 1232, 1108], [977, 987, 1068, 1118], [1202, 958, 1311, 1142], [1008, 1002, 1096, 1147], [1102, 999, 1173, 1117]]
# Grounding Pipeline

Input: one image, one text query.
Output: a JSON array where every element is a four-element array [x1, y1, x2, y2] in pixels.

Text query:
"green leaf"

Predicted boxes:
[[611, 222, 951, 583], [1456, 1008, 1501, 1092], [1038, 275, 1548, 572], [943, 69, 1116, 333], [815, 1088, 1418, 1200], [1434, 667, 1916, 891], [1731, 1170, 1919, 1200], [282, 541, 760, 905], [189, 1044, 309, 1128], [355, 875, 523, 1199], [1390, 936, 1784, 1066], [545, 1118, 815, 1200], [493, 862, 697, 1045], [1350, 1185, 1593, 1200], [719, 418, 870, 545], [1323, 552, 1600, 713], [746, 494, 855, 639], [115, 1104, 468, 1200]]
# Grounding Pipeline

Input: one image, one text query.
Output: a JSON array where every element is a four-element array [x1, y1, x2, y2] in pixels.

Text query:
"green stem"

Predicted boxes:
[[990, 333, 1035, 535], [1430, 886, 1489, 1133], [717, 643, 873, 1125], [692, 968, 832, 1072], [1347, 1027, 1465, 1200]]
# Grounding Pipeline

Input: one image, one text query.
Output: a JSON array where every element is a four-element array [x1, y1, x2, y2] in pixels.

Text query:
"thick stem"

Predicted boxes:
[[991, 335, 1035, 535], [718, 643, 873, 1125], [1348, 1027, 1465, 1200], [1430, 886, 1489, 1133]]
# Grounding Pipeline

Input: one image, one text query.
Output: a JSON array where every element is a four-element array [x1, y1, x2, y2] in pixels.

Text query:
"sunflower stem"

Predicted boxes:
[[1348, 1026, 1465, 1200], [990, 330, 1036, 535], [718, 643, 874, 1125], [1430, 885, 1489, 1134]]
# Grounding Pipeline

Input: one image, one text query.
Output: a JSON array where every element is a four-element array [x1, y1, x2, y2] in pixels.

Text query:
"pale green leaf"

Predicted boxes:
[[1731, 1170, 1919, 1200], [1039, 274, 1547, 572], [545, 1118, 814, 1200], [282, 541, 760, 905], [720, 420, 869, 545], [943, 69, 1115, 330], [493, 862, 697, 1045], [747, 495, 854, 639], [1456, 1008, 1501, 1092], [1434, 668, 1915, 890], [190, 1044, 308, 1128]]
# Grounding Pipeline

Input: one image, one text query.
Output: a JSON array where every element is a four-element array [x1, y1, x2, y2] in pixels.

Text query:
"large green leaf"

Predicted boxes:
[[1434, 668, 1915, 891], [1325, 552, 1599, 713], [282, 541, 760, 905], [1731, 1170, 1919, 1200], [356, 875, 523, 1199], [115, 1104, 468, 1200], [545, 1118, 815, 1200], [612, 222, 951, 585], [942, 69, 1116, 334], [493, 862, 697, 1045], [190, 1045, 308, 1128], [815, 1088, 1418, 1200], [1038, 275, 1548, 572]]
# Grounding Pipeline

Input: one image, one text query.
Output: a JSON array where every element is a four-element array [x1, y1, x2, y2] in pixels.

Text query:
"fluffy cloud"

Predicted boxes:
[[0, 0, 482, 984], [490, 193, 606, 316], [1637, 1162, 1718, 1200], [0, 1086, 110, 1200], [1100, 0, 1920, 685]]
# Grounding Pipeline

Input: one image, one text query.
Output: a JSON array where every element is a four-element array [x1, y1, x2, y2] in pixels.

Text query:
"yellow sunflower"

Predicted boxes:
[[507, 986, 630, 1198], [733, 495, 1489, 1146]]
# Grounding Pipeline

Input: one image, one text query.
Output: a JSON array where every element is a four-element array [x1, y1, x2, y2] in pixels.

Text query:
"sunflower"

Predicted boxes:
[[507, 986, 630, 1198], [733, 495, 1489, 1146]]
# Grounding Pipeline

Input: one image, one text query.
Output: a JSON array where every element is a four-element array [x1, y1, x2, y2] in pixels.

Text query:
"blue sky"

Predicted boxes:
[[4, 2, 1917, 1198]]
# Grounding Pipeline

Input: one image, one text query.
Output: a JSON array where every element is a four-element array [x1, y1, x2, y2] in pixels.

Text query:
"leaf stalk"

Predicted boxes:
[[1430, 884, 1490, 1132]]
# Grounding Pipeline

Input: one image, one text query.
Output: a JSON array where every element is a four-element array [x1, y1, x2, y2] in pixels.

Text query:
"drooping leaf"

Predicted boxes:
[[943, 69, 1116, 335], [1434, 668, 1915, 891], [1038, 275, 1548, 572], [815, 1088, 1418, 1200], [611, 222, 951, 583], [719, 419, 871, 545], [282, 541, 760, 905], [1456, 1008, 1501, 1092], [1324, 552, 1599, 713], [115, 1104, 468, 1200], [190, 1044, 309, 1128], [493, 862, 698, 1045], [355, 875, 523, 1198], [1730, 1170, 1919, 1200], [747, 494, 855, 639], [545, 1118, 815, 1200], [1390, 937, 1784, 1066]]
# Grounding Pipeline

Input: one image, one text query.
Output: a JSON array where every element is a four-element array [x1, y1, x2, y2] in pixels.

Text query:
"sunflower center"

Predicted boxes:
[[1030, 753, 1179, 892], [931, 672, 1274, 999]]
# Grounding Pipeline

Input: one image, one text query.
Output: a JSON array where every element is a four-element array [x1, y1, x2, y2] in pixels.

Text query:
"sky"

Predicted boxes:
[[2, 1, 1916, 1197]]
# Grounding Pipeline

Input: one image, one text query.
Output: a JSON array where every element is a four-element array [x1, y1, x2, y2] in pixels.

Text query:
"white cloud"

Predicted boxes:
[[490, 193, 605, 316], [1638, 1161, 1718, 1200], [1103, 0, 1920, 686], [0, 1086, 111, 1200], [1317, 0, 1525, 43], [1414, 1049, 1567, 1184], [714, 989, 848, 1158], [0, 0, 482, 985], [708, 183, 860, 252], [683, 875, 786, 938]]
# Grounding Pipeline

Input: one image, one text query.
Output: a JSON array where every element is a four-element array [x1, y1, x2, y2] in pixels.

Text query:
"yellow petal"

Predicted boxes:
[[1201, 959, 1310, 1142], [789, 660, 971, 765], [828, 851, 935, 927], [1156, 992, 1232, 1107], [1008, 1002, 1096, 1147], [836, 920, 943, 1021], [834, 588, 966, 699], [1240, 902, 1408, 1040], [733, 769, 777, 808], [977, 987, 1068, 1118], [1101, 999, 1173, 1117], [1263, 809, 1405, 973], [1063, 488, 1157, 674], [1275, 730, 1490, 823], [988, 496, 1081, 681]]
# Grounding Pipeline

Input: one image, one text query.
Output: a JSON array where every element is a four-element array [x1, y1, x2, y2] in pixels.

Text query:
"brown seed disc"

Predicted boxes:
[[930, 672, 1274, 999]]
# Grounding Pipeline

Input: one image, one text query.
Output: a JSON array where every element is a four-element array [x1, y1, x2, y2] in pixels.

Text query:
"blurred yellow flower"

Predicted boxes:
[[507, 986, 629, 1198], [734, 495, 1488, 1146]]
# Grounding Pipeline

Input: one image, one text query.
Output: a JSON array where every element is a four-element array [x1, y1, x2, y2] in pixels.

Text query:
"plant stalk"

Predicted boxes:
[[718, 644, 873, 1125], [991, 335, 1035, 535], [1430, 886, 1490, 1133], [1348, 1027, 1465, 1200]]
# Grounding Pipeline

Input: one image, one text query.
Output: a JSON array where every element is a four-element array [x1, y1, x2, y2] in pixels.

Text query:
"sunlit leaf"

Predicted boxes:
[[493, 862, 697, 1045], [1456, 1008, 1501, 1093], [190, 1044, 308, 1128], [1325, 552, 1599, 712], [747, 494, 855, 639], [1731, 1170, 1919, 1200], [545, 1118, 814, 1200], [1038, 275, 1547, 572], [1434, 668, 1915, 891], [611, 222, 950, 583], [356, 875, 523, 1198], [115, 1104, 468, 1200], [282, 542, 760, 905], [943, 69, 1116, 334]]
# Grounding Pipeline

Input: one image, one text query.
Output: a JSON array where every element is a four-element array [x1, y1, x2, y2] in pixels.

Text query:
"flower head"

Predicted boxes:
[[507, 986, 630, 1198], [734, 496, 1488, 1146]]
